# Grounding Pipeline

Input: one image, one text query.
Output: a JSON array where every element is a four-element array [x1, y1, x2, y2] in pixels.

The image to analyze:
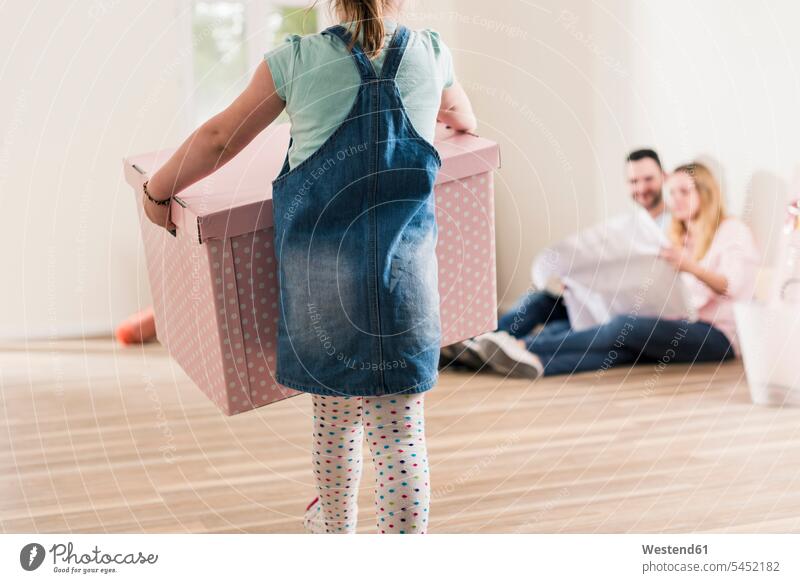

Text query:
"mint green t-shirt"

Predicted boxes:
[[264, 19, 455, 169]]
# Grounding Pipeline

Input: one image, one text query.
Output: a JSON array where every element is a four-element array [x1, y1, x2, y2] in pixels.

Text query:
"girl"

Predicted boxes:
[[141, 0, 476, 533], [467, 162, 761, 377]]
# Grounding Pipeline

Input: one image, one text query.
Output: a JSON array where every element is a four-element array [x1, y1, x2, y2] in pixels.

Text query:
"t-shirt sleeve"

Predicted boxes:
[[713, 220, 761, 299], [264, 34, 301, 102], [425, 29, 455, 89]]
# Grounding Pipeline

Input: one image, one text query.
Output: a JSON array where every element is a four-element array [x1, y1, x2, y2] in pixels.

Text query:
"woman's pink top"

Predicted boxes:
[[682, 217, 761, 355]]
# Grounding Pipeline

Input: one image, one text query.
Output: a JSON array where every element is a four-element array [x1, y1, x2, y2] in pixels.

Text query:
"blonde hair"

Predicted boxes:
[[668, 162, 727, 260], [330, 0, 389, 59]]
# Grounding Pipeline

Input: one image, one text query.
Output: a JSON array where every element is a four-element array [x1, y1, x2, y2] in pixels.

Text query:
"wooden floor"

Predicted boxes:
[[2, 337, 800, 534]]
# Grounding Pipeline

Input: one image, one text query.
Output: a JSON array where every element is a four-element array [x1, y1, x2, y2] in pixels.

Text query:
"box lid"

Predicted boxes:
[[123, 122, 499, 243]]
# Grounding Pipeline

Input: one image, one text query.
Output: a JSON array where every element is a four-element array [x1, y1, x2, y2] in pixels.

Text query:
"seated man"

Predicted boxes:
[[441, 148, 670, 376]]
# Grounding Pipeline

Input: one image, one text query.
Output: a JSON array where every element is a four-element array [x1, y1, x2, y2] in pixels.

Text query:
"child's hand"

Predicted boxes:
[[659, 245, 697, 275], [142, 191, 177, 234], [438, 81, 477, 134]]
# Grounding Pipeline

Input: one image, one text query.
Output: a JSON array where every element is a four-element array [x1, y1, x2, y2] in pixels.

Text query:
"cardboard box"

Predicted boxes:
[[123, 123, 499, 415]]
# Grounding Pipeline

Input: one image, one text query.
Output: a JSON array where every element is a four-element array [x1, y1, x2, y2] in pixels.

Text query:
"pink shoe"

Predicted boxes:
[[303, 497, 325, 534]]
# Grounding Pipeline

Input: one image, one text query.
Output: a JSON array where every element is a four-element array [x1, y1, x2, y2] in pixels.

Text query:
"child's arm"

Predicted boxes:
[[437, 80, 477, 133], [144, 61, 285, 204]]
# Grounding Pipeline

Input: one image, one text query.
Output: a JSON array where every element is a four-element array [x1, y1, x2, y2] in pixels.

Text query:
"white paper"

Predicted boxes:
[[531, 206, 691, 331]]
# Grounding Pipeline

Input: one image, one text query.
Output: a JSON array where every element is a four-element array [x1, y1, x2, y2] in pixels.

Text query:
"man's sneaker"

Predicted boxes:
[[439, 343, 460, 369], [440, 339, 487, 371], [470, 332, 544, 379]]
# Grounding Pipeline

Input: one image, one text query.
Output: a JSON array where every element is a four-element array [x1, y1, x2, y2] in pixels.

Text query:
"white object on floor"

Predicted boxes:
[[734, 301, 800, 406], [769, 201, 800, 304], [532, 205, 691, 331], [471, 332, 543, 379]]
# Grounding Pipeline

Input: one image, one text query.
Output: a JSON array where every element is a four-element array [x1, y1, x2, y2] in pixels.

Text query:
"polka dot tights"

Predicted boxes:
[[310, 393, 430, 534]]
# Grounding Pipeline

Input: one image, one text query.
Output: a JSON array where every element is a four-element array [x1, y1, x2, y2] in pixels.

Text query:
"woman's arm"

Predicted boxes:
[[686, 265, 728, 295], [659, 246, 728, 295], [437, 80, 477, 133], [143, 60, 285, 228]]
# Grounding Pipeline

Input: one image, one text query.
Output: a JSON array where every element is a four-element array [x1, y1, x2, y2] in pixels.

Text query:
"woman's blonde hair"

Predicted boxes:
[[331, 0, 389, 58], [668, 162, 727, 260]]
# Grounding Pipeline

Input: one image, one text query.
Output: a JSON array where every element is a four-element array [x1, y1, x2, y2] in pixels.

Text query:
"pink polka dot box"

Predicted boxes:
[[123, 123, 499, 415]]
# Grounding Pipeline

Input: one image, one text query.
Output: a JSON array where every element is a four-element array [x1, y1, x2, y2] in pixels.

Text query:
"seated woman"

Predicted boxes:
[[458, 162, 761, 378]]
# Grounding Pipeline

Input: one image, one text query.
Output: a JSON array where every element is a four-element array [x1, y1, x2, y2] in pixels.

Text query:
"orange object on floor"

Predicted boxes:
[[115, 307, 157, 345]]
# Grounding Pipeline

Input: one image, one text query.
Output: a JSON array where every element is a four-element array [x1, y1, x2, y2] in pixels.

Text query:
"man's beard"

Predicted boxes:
[[642, 190, 663, 211]]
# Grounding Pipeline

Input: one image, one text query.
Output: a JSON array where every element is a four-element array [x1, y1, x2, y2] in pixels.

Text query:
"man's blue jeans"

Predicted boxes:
[[497, 290, 569, 338], [497, 290, 734, 376]]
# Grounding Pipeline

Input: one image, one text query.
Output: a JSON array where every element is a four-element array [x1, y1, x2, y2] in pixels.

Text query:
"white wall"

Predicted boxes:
[[446, 0, 601, 309], [0, 1, 191, 340]]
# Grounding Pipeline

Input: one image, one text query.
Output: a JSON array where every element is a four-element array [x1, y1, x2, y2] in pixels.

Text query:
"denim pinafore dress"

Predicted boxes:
[[270, 24, 442, 397]]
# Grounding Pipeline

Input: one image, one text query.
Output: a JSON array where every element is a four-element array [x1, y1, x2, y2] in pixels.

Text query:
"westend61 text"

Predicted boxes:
[[642, 544, 708, 555]]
